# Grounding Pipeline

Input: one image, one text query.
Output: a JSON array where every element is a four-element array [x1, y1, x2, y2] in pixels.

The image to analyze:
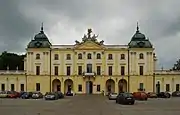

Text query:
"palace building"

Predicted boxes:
[[0, 25, 180, 94]]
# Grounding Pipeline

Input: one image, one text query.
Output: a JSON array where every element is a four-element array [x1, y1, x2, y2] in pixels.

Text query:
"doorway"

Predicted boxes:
[[68, 85, 72, 92], [57, 85, 60, 91], [156, 81, 160, 93], [108, 85, 111, 92], [86, 81, 93, 94]]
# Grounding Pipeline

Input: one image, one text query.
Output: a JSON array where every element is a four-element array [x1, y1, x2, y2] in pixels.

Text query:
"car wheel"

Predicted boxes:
[[168, 95, 170, 98], [131, 102, 135, 105]]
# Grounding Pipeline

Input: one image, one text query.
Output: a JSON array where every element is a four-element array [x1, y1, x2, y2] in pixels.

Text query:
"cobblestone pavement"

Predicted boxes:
[[0, 95, 180, 115]]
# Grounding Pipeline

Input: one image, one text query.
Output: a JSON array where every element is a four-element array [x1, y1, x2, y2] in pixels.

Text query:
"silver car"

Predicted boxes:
[[108, 93, 118, 100]]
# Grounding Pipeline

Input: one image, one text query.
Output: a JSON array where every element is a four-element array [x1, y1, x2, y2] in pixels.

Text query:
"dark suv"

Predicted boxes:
[[116, 92, 135, 105]]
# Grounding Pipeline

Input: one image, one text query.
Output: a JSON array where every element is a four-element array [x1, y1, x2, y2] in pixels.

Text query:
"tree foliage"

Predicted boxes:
[[0, 51, 25, 70], [172, 59, 180, 71]]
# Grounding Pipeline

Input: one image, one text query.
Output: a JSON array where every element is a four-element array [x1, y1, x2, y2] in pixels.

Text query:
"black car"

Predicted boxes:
[[172, 91, 180, 97], [45, 92, 59, 100], [157, 92, 171, 98], [116, 92, 135, 105], [21, 92, 33, 99], [66, 91, 73, 96], [55, 91, 64, 99]]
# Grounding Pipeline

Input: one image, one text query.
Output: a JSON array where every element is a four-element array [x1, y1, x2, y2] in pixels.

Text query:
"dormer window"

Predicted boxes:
[[97, 53, 101, 59], [54, 54, 59, 60], [36, 54, 40, 59], [87, 53, 92, 59], [66, 54, 71, 60], [120, 54, 125, 60], [108, 54, 113, 60], [139, 53, 144, 59], [78, 53, 82, 59]]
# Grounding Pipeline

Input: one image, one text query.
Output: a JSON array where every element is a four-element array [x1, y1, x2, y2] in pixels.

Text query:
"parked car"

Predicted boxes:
[[21, 92, 33, 99], [19, 91, 26, 97], [108, 93, 118, 100], [0, 91, 8, 98], [116, 92, 135, 105], [147, 92, 157, 98], [7, 91, 20, 98], [157, 92, 171, 98], [66, 91, 74, 96], [55, 91, 64, 99], [133, 91, 148, 100], [45, 92, 59, 100], [32, 92, 43, 99], [172, 91, 180, 97]]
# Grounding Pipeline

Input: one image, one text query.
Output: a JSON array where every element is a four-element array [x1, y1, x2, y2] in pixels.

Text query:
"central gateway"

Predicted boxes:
[[86, 81, 93, 94]]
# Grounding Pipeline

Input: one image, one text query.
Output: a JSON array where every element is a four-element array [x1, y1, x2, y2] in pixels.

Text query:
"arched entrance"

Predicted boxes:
[[64, 79, 73, 93], [52, 79, 61, 92], [118, 79, 127, 93], [156, 81, 160, 93], [86, 81, 93, 94], [106, 79, 115, 93]]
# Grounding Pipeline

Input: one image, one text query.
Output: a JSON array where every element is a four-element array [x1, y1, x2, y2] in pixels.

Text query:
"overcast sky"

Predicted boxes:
[[0, 0, 180, 69]]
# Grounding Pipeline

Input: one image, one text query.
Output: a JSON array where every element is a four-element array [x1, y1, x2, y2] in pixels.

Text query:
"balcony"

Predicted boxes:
[[82, 72, 96, 77], [0, 70, 25, 75]]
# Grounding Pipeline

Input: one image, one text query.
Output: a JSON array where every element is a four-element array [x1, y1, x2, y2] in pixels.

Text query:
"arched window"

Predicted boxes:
[[108, 54, 113, 60], [96, 53, 101, 59], [120, 54, 125, 60], [87, 53, 92, 59], [36, 54, 40, 59], [139, 53, 144, 59], [54, 54, 59, 60], [78, 53, 82, 59], [66, 54, 71, 60]]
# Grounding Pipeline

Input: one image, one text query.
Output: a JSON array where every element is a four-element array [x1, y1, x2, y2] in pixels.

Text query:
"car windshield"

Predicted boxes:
[[47, 92, 55, 95], [111, 93, 117, 95], [123, 93, 133, 97]]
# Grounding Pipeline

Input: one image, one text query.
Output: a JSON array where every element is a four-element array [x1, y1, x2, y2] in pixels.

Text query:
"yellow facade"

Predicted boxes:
[[0, 27, 180, 95]]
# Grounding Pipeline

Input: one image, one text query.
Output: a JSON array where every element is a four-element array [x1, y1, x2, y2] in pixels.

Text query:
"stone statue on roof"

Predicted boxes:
[[75, 28, 104, 45]]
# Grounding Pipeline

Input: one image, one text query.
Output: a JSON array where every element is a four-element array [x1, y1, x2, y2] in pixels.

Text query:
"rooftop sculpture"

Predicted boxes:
[[75, 29, 104, 45]]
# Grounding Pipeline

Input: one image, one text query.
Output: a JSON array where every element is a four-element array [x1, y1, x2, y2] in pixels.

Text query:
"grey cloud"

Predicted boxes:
[[0, 0, 180, 69]]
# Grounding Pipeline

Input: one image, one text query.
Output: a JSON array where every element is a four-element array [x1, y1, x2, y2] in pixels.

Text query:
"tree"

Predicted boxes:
[[172, 59, 180, 71], [0, 51, 25, 70]]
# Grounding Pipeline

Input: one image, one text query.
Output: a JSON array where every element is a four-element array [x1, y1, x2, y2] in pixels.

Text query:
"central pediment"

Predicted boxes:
[[73, 28, 105, 50], [74, 40, 105, 50]]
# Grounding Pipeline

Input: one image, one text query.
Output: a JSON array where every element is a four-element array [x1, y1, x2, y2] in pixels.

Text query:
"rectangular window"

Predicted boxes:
[[139, 83, 144, 91], [121, 66, 125, 75], [1, 84, 5, 91], [78, 84, 82, 92], [139, 66, 143, 75], [11, 84, 14, 91], [20, 84, 24, 91], [78, 66, 82, 75], [108, 66, 112, 75], [166, 84, 170, 92], [36, 66, 40, 75], [36, 83, 40, 91], [97, 66, 101, 75], [176, 84, 180, 91], [54, 66, 58, 75], [67, 66, 71, 76], [87, 64, 92, 73], [97, 85, 101, 92]]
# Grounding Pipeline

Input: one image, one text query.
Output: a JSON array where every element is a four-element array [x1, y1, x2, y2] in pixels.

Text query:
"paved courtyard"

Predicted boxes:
[[0, 95, 180, 115]]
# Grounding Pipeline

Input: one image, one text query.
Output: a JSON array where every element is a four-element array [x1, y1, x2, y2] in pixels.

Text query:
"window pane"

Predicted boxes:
[[78, 85, 82, 92], [166, 84, 170, 92], [97, 85, 100, 92]]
